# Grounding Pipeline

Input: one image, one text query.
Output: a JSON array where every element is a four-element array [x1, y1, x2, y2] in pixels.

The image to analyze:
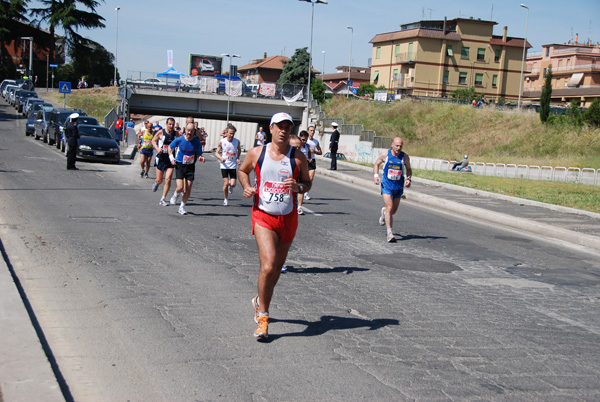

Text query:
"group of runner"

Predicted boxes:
[[135, 112, 411, 340]]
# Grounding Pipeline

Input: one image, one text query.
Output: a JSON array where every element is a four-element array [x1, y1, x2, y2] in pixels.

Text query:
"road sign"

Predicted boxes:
[[352, 87, 358, 94], [348, 80, 353, 87], [49, 64, 58, 68], [59, 81, 71, 94]]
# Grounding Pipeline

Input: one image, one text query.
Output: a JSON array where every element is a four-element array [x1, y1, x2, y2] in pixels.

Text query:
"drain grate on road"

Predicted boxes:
[[70, 217, 122, 223]]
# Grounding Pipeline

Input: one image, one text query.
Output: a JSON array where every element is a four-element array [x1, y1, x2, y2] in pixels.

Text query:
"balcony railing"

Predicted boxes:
[[552, 47, 600, 56], [550, 64, 600, 73], [394, 52, 416, 63]]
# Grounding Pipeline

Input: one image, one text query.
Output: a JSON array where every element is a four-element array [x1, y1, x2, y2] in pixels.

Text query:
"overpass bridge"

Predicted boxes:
[[124, 87, 309, 129]]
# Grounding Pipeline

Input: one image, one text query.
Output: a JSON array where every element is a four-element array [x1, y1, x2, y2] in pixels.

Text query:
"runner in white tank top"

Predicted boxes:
[[216, 126, 242, 206]]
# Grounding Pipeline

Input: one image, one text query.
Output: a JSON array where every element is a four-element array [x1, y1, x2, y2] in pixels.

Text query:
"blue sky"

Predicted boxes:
[[32, 0, 600, 78]]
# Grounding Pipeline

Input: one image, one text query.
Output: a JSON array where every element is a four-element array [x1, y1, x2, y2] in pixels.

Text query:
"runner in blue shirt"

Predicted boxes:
[[373, 137, 412, 243], [167, 122, 205, 215]]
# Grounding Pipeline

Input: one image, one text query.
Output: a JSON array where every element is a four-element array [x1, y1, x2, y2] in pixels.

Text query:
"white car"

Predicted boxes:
[[199, 59, 214, 73]]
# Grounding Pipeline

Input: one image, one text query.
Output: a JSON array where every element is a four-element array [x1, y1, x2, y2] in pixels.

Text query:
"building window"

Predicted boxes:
[[395, 45, 400, 57], [443, 70, 449, 83], [546, 47, 550, 57], [373, 70, 379, 84], [447, 45, 453, 57], [543, 68, 547, 78], [494, 49, 501, 62], [376, 47, 381, 59], [492, 74, 498, 88], [475, 73, 483, 86], [461, 47, 469, 60], [393, 69, 398, 81], [477, 48, 485, 61], [459, 72, 467, 85], [408, 43, 414, 60]]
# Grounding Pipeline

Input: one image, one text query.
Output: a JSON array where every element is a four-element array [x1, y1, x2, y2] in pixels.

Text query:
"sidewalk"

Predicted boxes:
[[315, 155, 600, 253]]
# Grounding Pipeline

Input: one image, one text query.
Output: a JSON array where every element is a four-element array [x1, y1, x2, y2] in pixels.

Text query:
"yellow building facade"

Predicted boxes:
[[369, 18, 530, 102]]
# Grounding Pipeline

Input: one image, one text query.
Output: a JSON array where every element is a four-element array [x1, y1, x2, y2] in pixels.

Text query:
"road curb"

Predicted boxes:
[[0, 240, 64, 402], [315, 166, 600, 253]]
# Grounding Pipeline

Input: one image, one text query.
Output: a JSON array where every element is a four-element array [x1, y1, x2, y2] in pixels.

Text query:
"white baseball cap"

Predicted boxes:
[[331, 122, 339, 127], [270, 112, 294, 126], [69, 113, 79, 119]]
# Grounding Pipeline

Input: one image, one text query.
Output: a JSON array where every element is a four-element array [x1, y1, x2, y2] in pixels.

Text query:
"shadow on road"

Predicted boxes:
[[263, 315, 400, 342], [285, 266, 369, 275]]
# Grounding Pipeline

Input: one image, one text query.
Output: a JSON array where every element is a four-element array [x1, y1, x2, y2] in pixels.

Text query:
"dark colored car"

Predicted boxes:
[[72, 124, 120, 164], [25, 112, 37, 136], [323, 152, 347, 160], [46, 108, 86, 146], [16, 90, 38, 112], [59, 116, 98, 151]]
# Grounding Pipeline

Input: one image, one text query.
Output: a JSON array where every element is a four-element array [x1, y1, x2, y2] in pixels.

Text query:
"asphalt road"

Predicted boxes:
[[1, 101, 600, 401]]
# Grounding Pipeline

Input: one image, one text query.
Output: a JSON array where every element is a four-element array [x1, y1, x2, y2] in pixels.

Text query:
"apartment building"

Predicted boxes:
[[320, 66, 371, 96], [523, 36, 600, 107], [369, 18, 529, 102]]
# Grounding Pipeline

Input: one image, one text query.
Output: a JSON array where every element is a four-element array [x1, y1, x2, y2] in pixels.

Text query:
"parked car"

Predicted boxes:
[[46, 108, 86, 146], [323, 152, 347, 160], [6, 86, 20, 105], [28, 102, 53, 119], [22, 97, 44, 116], [58, 115, 98, 150], [71, 124, 120, 164], [0, 79, 17, 98], [16, 90, 38, 112], [33, 107, 54, 141], [25, 112, 37, 136]]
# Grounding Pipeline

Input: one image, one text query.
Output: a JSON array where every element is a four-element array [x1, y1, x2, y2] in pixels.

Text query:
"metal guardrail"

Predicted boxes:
[[410, 157, 599, 186]]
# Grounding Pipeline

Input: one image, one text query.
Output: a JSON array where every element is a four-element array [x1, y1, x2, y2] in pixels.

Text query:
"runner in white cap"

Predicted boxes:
[[239, 112, 312, 340]]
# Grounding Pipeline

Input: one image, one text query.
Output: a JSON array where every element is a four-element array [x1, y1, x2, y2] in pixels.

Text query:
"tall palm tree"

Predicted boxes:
[[30, 0, 105, 63]]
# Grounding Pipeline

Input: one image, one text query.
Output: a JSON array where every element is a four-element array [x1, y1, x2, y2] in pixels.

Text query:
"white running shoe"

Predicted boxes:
[[387, 232, 396, 243], [228, 185, 233, 194], [170, 193, 181, 205], [152, 182, 159, 192], [379, 207, 386, 226], [304, 193, 311, 200], [178, 206, 187, 215], [223, 199, 228, 207], [297, 206, 304, 215], [159, 199, 169, 206]]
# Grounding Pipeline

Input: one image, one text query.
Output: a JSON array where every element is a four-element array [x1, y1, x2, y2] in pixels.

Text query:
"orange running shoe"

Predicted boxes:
[[254, 315, 269, 340]]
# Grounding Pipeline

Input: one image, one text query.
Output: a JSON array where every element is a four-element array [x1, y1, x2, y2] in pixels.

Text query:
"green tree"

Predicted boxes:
[[540, 69, 553, 123], [451, 87, 481, 102], [0, 0, 29, 79], [357, 82, 376, 97], [59, 39, 115, 86], [310, 78, 326, 104], [564, 100, 582, 125], [30, 0, 106, 63], [583, 98, 600, 127], [278, 47, 312, 85]]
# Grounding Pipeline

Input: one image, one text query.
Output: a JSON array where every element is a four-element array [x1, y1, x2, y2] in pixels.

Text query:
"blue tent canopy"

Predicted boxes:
[[157, 67, 185, 79]]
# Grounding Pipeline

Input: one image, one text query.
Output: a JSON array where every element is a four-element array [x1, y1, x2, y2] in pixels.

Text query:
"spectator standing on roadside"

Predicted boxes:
[[373, 137, 412, 243], [66, 113, 80, 170], [125, 119, 134, 144], [329, 122, 340, 170], [115, 117, 123, 144], [215, 125, 242, 207], [238, 112, 312, 340], [304, 125, 321, 200]]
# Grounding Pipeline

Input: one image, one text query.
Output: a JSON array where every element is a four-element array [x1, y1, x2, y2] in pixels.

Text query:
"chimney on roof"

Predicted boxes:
[[575, 33, 578, 44], [264, 52, 267, 59], [502, 26, 507, 42], [443, 17, 447, 35]]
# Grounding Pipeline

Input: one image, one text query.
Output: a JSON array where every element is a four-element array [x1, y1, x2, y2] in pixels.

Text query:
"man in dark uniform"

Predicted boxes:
[[329, 122, 340, 170], [66, 113, 80, 170]]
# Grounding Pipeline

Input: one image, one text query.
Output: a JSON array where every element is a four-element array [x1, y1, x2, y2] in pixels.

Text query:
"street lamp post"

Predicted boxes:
[[221, 53, 241, 124], [517, 3, 529, 110], [299, 0, 327, 129], [114, 7, 120, 87], [20, 37, 33, 77], [347, 26, 353, 98], [322, 50, 326, 77]]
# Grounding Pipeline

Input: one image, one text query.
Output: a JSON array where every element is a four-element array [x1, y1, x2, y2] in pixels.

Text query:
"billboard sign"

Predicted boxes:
[[189, 54, 223, 77]]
